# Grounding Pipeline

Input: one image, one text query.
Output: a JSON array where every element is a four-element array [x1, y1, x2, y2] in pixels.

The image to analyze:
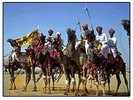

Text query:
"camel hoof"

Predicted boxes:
[[85, 90, 89, 94], [108, 92, 112, 95], [22, 89, 27, 92], [48, 91, 51, 94], [43, 87, 45, 90], [81, 93, 87, 96], [32, 89, 37, 92], [9, 87, 17, 90], [64, 91, 68, 95], [127, 92, 130, 96], [71, 89, 74, 92], [96, 93, 99, 96], [43, 91, 46, 94], [75, 93, 80, 96], [113, 94, 117, 96]]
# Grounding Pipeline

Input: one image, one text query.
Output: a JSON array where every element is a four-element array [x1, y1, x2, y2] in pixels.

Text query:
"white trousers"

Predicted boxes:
[[110, 47, 117, 58], [100, 44, 110, 58]]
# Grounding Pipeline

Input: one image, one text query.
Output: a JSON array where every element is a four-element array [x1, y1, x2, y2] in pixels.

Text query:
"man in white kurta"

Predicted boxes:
[[108, 28, 117, 58], [96, 26, 110, 58]]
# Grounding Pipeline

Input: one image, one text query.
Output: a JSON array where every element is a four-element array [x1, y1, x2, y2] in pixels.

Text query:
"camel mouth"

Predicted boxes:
[[7, 39, 11, 42], [121, 20, 125, 25], [67, 28, 76, 35]]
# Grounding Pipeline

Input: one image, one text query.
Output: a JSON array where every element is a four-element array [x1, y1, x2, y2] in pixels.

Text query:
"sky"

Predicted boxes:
[[3, 2, 130, 69]]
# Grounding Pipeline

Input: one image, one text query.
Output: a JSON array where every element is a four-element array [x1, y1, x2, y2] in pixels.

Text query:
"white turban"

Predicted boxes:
[[56, 32, 61, 35]]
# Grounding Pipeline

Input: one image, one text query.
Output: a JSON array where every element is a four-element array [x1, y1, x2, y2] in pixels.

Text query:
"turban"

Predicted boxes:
[[56, 32, 61, 35], [48, 29, 54, 35], [109, 28, 115, 34], [82, 23, 88, 29], [96, 26, 103, 31]]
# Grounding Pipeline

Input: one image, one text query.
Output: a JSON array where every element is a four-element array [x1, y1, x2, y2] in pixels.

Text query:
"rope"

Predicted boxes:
[[4, 51, 12, 58]]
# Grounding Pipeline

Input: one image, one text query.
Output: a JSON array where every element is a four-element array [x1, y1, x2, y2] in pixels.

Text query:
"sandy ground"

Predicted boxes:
[[3, 73, 130, 97]]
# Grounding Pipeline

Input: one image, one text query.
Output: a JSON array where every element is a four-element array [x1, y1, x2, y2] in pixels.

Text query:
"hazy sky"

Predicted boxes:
[[3, 2, 130, 69]]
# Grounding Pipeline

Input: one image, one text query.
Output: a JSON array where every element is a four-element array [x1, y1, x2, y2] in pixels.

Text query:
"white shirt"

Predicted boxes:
[[96, 33, 108, 45], [96, 33, 110, 58], [108, 36, 117, 57], [108, 36, 117, 48]]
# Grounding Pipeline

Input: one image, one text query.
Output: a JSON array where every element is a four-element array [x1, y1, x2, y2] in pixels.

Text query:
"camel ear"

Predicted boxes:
[[72, 30, 76, 34]]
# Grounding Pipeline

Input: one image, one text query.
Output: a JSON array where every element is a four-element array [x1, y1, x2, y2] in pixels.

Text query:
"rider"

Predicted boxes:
[[75, 23, 95, 54], [34, 33, 46, 60], [10, 40, 21, 65], [75, 23, 96, 79], [96, 26, 110, 59], [47, 29, 54, 44], [82, 23, 95, 53], [46, 29, 56, 58], [55, 32, 63, 52], [108, 28, 118, 58], [35, 33, 46, 52]]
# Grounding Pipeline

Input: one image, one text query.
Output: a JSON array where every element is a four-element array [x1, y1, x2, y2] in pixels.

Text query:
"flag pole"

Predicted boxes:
[[37, 25, 40, 34], [77, 21, 82, 40], [84, 7, 93, 31]]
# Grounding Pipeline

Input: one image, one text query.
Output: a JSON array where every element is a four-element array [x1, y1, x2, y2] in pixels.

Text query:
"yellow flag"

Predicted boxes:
[[16, 29, 40, 47]]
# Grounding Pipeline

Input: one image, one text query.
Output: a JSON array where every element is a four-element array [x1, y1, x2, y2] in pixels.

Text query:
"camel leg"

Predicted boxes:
[[64, 74, 71, 95], [115, 74, 121, 95], [47, 64, 51, 94], [71, 67, 76, 92], [51, 74, 55, 91], [32, 66, 37, 92], [9, 68, 13, 90], [77, 75, 82, 93], [13, 79, 17, 90], [40, 65, 47, 93], [101, 83, 106, 96], [44, 77, 47, 93], [23, 67, 31, 92], [68, 76, 71, 93], [71, 77, 76, 92], [89, 79, 93, 89], [72, 76, 78, 95], [107, 75, 111, 94], [82, 65, 86, 95], [94, 73, 99, 96], [51, 68, 55, 91], [9, 68, 16, 90], [82, 68, 88, 95], [77, 69, 82, 93], [121, 71, 130, 95], [44, 67, 49, 93], [47, 76, 51, 94], [95, 85, 99, 96]]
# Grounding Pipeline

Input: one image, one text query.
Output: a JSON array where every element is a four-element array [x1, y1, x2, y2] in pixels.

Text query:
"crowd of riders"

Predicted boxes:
[[36, 23, 119, 61]]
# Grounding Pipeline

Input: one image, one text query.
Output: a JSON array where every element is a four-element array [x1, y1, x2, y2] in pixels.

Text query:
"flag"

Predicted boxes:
[[16, 29, 40, 47]]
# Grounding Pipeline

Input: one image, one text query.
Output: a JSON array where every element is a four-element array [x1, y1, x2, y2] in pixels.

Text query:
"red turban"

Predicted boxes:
[[96, 26, 103, 31], [109, 28, 115, 34]]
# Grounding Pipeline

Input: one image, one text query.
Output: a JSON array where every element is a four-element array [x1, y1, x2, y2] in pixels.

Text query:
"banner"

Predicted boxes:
[[16, 29, 40, 46]]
